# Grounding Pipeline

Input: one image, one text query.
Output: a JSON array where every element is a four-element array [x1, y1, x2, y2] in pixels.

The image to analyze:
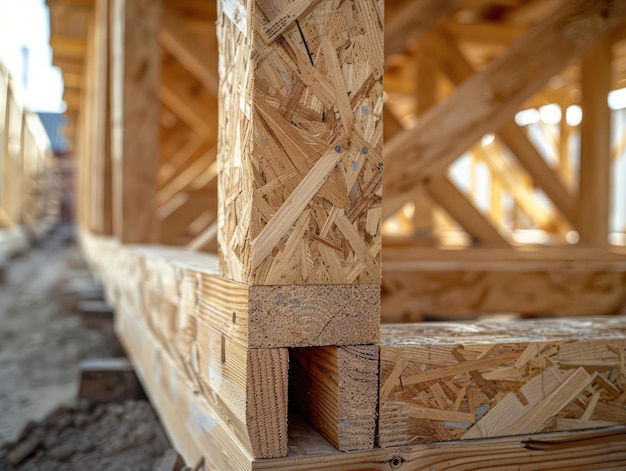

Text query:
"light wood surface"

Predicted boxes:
[[110, 0, 161, 243], [384, 0, 626, 212], [379, 318, 626, 446], [217, 0, 383, 286], [291, 345, 378, 451]]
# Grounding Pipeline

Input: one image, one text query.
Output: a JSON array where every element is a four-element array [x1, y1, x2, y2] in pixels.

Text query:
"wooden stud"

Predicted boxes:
[[425, 175, 510, 247], [160, 4, 219, 95], [383, 1, 626, 213], [110, 0, 161, 243], [89, 0, 113, 235], [291, 345, 379, 451], [578, 35, 612, 247]]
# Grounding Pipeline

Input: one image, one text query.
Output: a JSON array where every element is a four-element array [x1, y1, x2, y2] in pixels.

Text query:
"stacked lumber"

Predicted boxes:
[[0, 61, 59, 250], [81, 231, 626, 470]]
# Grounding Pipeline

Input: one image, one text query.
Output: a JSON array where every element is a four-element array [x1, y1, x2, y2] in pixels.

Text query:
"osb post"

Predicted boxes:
[[216, 0, 383, 455], [217, 0, 383, 290], [110, 0, 160, 243]]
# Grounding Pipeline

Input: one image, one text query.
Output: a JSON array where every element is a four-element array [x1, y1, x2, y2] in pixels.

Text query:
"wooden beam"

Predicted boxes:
[[158, 188, 216, 243], [259, 425, 626, 470], [381, 269, 626, 321], [291, 346, 378, 451], [383, 1, 626, 212], [49, 36, 87, 58], [385, 0, 461, 59], [186, 219, 218, 252], [159, 4, 219, 95], [425, 175, 510, 247], [80, 232, 378, 461], [498, 122, 576, 227], [382, 245, 626, 272], [477, 142, 563, 233], [110, 0, 161, 243], [578, 35, 612, 247], [218, 0, 383, 287], [157, 144, 217, 207], [426, 30, 576, 228], [379, 318, 626, 446], [88, 0, 112, 235], [159, 79, 218, 141]]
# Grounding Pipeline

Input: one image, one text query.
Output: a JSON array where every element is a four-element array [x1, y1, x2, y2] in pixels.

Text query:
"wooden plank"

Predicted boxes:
[[255, 423, 626, 470], [383, 1, 626, 212], [291, 345, 378, 451], [194, 320, 289, 458], [425, 175, 510, 247], [110, 0, 161, 243], [578, 35, 612, 246], [378, 318, 626, 447], [160, 4, 219, 95], [115, 289, 254, 469], [81, 232, 290, 459], [182, 265, 380, 349], [381, 269, 626, 321], [217, 0, 383, 287], [498, 121, 576, 227], [89, 0, 113, 235], [382, 246, 626, 272], [385, 0, 461, 59], [425, 31, 576, 229]]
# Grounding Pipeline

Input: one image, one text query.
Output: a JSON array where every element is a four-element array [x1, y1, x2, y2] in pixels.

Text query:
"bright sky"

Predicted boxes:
[[0, 0, 64, 112]]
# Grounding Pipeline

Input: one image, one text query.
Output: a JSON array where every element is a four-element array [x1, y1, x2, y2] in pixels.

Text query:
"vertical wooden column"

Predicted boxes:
[[412, 33, 437, 240], [217, 0, 384, 289], [578, 35, 611, 246], [89, 0, 113, 235], [79, 11, 95, 231], [215, 0, 383, 455], [110, 0, 161, 243]]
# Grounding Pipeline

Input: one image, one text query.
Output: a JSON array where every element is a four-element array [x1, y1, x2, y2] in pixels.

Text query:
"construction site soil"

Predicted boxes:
[[0, 227, 186, 470]]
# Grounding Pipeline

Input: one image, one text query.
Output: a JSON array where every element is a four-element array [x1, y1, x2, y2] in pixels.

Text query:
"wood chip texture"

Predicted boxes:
[[379, 318, 626, 447], [217, 0, 384, 285]]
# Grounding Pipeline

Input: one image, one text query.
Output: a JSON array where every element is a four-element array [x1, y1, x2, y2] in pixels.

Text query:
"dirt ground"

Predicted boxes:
[[0, 227, 184, 470]]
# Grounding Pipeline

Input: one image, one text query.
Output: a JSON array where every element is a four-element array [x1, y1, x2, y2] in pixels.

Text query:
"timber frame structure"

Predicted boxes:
[[47, 0, 626, 469], [0, 60, 59, 258]]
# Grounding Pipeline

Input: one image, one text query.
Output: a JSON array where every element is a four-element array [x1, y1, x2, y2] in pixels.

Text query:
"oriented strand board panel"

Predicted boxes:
[[217, 0, 384, 286], [379, 318, 626, 447]]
